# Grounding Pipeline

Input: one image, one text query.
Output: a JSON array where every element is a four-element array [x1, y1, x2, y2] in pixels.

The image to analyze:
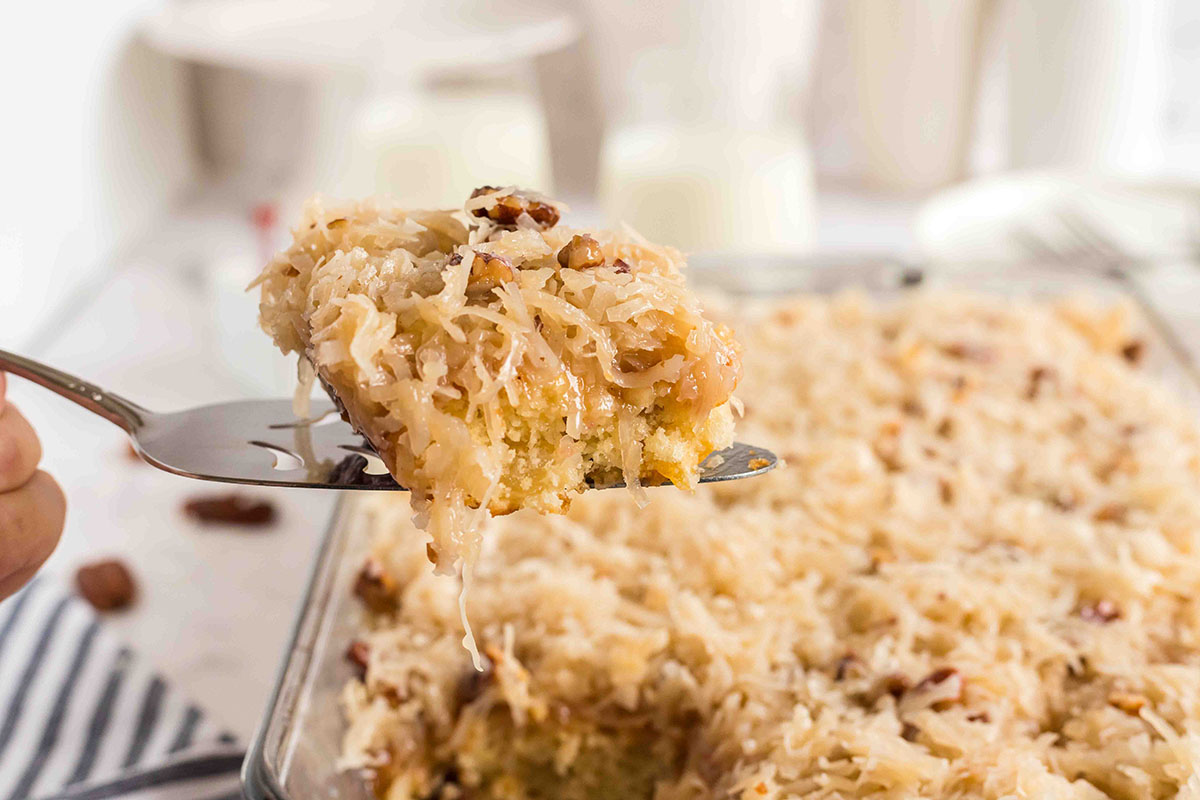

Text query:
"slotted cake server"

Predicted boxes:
[[0, 349, 778, 491]]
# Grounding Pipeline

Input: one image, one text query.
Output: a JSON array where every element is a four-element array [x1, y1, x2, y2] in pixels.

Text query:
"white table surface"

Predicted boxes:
[[9, 192, 339, 739], [8, 183, 1198, 740]]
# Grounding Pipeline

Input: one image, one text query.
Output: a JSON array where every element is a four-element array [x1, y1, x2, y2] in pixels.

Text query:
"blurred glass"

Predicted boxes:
[[343, 75, 553, 208], [599, 123, 815, 254], [587, 0, 819, 254], [846, 0, 987, 190], [1007, 0, 1169, 174]]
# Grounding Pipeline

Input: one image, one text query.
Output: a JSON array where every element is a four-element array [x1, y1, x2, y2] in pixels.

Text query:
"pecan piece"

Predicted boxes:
[[183, 494, 276, 526], [1026, 366, 1056, 400], [1108, 691, 1147, 715], [466, 252, 514, 293], [1048, 487, 1079, 511], [881, 673, 911, 699], [1092, 502, 1128, 523], [867, 546, 895, 573], [346, 640, 370, 679], [611, 258, 632, 274], [834, 652, 867, 681], [75, 559, 137, 611], [469, 187, 559, 229], [901, 667, 964, 712], [943, 342, 995, 363], [354, 558, 400, 614], [1120, 339, 1145, 365], [454, 654, 495, 710], [556, 234, 605, 270]]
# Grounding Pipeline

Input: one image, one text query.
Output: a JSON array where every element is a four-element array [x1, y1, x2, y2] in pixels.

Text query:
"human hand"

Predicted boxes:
[[0, 371, 66, 599]]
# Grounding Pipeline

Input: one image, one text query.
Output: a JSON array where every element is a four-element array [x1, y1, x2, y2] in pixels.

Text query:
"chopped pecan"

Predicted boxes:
[[183, 494, 277, 526], [75, 559, 137, 612], [867, 546, 895, 572], [455, 655, 495, 710], [916, 666, 958, 690], [466, 252, 515, 293], [470, 185, 501, 199], [943, 342, 995, 363], [1108, 691, 1147, 715], [354, 558, 400, 614], [854, 671, 910, 708], [881, 673, 911, 699], [1048, 487, 1079, 511], [1120, 339, 1145, 365], [556, 234, 605, 270], [904, 667, 964, 712], [1092, 502, 1128, 523], [423, 768, 461, 800], [1079, 599, 1121, 623], [611, 258, 631, 274], [834, 652, 867, 681], [346, 640, 370, 679], [469, 187, 559, 229], [1026, 366, 1056, 400]]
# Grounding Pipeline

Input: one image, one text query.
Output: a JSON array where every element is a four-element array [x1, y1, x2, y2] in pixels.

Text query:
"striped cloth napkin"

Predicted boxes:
[[0, 578, 244, 800]]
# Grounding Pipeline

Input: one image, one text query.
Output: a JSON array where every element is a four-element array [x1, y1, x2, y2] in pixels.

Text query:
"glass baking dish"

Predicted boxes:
[[242, 257, 1200, 799]]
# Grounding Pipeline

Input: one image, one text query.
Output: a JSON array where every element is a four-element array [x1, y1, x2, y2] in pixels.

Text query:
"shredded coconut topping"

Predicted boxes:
[[341, 290, 1200, 800]]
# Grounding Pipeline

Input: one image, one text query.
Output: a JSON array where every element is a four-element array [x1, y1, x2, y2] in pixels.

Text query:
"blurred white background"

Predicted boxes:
[[3, 0, 1200, 734], [4, 0, 1200, 349]]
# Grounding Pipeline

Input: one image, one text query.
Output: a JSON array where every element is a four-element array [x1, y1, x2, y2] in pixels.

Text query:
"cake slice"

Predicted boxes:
[[254, 187, 740, 572]]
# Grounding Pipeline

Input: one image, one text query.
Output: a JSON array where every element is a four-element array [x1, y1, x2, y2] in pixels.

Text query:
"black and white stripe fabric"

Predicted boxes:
[[0, 579, 243, 800]]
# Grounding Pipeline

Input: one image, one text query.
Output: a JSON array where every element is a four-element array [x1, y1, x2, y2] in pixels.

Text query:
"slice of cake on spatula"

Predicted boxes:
[[252, 186, 741, 596]]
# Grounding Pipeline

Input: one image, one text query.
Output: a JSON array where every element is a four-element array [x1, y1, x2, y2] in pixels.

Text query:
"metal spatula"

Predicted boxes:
[[0, 349, 778, 491]]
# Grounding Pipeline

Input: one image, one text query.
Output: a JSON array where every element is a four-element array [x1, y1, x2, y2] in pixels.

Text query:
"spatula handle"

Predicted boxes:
[[0, 349, 148, 433]]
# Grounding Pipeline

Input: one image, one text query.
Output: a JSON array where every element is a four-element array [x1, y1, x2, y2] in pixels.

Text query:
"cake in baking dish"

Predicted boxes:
[[342, 290, 1200, 800]]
